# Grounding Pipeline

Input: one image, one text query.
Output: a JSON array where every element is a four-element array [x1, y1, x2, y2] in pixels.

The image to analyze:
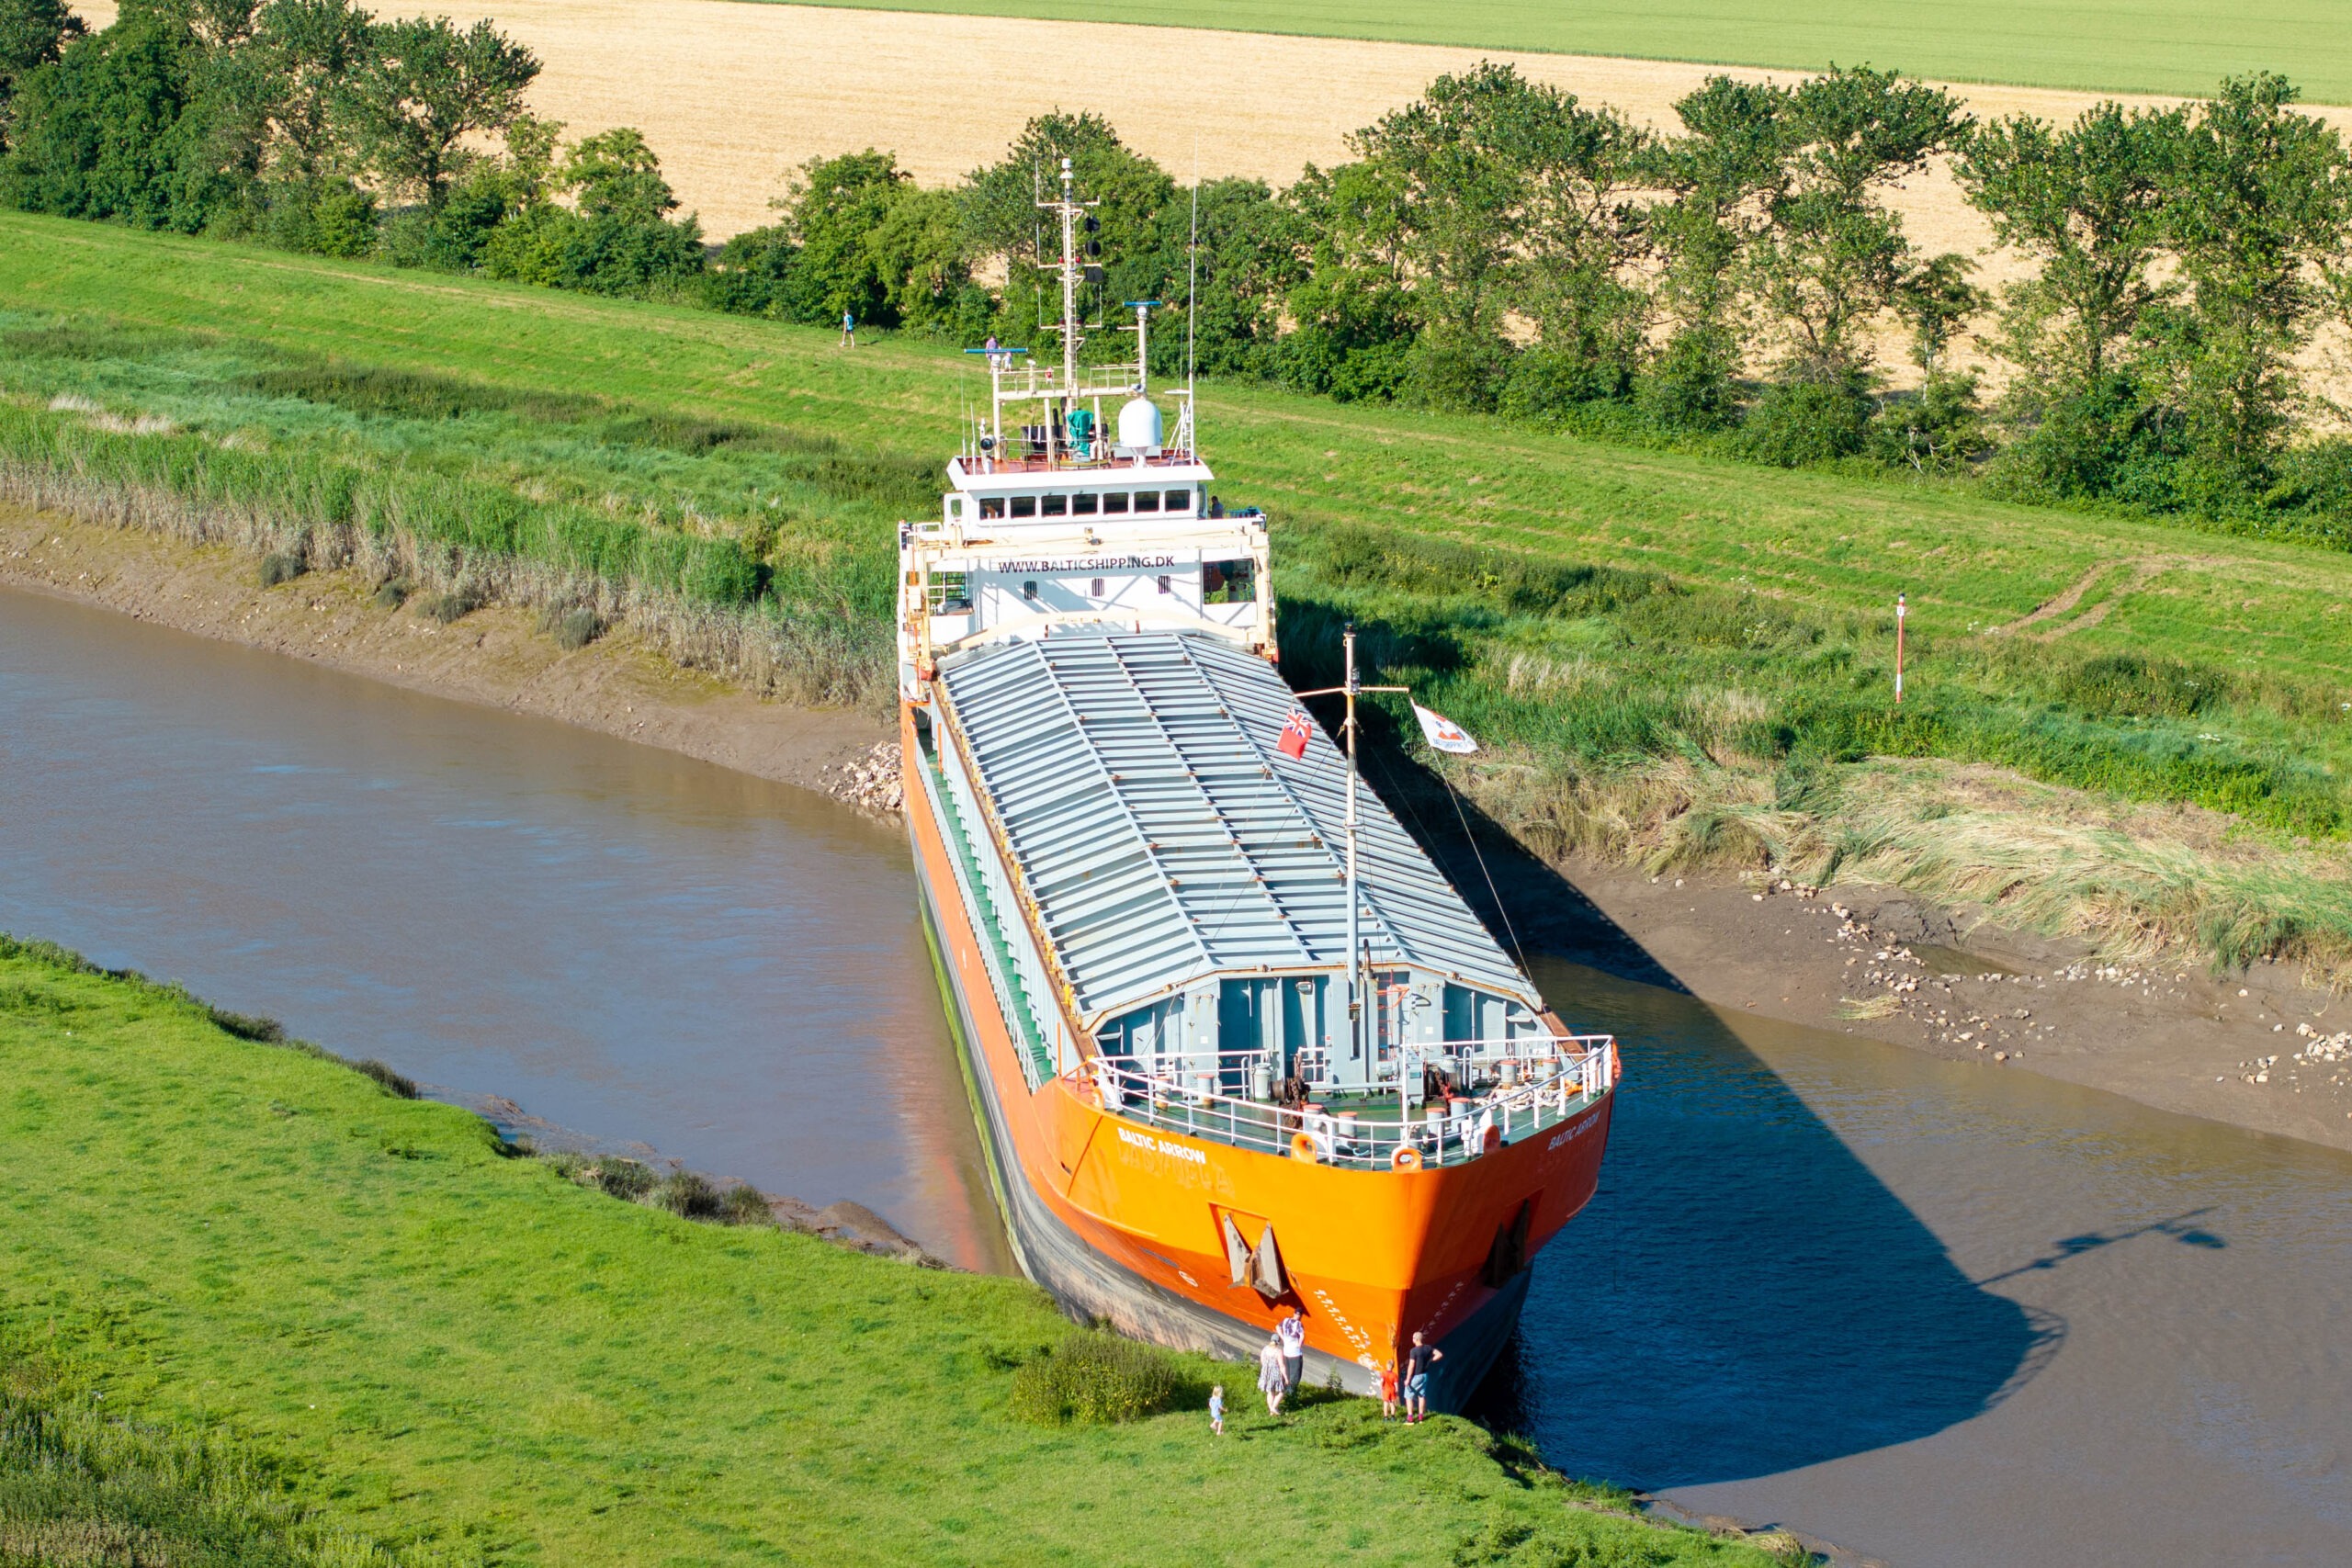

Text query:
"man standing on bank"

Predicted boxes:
[[1276, 1309, 1306, 1396], [1403, 1331, 1442, 1423]]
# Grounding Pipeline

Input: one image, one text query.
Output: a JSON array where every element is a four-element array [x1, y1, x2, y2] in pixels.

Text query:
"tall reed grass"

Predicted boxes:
[[1280, 523, 2351, 840], [1006, 1329, 1186, 1426], [0, 1339, 476, 1567], [0, 401, 892, 708], [1277, 523, 2352, 981]]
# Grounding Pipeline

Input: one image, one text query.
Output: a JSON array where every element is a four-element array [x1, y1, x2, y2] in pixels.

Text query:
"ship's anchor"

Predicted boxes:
[[1222, 1213, 1289, 1299]]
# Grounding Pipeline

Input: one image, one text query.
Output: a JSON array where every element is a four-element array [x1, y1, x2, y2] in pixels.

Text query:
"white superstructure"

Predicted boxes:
[[897, 162, 1273, 693]]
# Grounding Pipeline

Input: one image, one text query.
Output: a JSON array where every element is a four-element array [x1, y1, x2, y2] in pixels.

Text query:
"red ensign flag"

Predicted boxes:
[[1276, 709, 1312, 760]]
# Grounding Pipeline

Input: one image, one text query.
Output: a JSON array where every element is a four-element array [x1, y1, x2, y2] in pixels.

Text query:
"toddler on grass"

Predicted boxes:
[[1209, 1384, 1225, 1436]]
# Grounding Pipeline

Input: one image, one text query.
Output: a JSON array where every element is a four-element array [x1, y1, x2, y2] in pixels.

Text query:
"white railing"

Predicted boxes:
[[1074, 1033, 1616, 1169]]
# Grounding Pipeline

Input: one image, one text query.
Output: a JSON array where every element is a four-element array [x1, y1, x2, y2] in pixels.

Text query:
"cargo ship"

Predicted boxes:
[[899, 162, 1618, 1409]]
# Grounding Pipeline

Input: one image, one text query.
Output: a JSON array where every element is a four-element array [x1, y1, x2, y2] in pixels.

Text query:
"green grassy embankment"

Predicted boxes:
[[748, 0, 2352, 104], [3, 211, 2348, 976], [0, 935, 1790, 1567]]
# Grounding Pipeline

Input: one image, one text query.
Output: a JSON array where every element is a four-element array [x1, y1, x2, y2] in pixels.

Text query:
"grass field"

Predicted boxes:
[[5, 211, 2349, 974], [0, 935, 1788, 1565], [747, 0, 2352, 104], [5, 213, 2339, 683]]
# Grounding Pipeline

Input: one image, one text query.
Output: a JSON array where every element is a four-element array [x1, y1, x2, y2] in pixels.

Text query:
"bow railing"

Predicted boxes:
[[1074, 1033, 1615, 1169]]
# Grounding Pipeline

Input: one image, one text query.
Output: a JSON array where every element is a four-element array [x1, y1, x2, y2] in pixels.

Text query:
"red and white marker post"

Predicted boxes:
[[1894, 592, 1907, 705]]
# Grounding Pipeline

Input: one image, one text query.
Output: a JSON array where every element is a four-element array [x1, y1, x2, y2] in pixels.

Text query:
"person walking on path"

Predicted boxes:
[[1257, 1334, 1288, 1416], [1403, 1331, 1442, 1423], [1209, 1383, 1225, 1437], [1378, 1360, 1400, 1420], [840, 310, 856, 348], [1276, 1309, 1306, 1395]]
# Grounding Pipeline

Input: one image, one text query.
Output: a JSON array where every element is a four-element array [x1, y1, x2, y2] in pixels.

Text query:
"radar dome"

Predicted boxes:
[[1116, 397, 1164, 456]]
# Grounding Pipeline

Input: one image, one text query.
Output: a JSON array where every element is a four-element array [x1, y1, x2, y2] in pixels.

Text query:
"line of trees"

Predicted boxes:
[[7, 0, 2352, 538]]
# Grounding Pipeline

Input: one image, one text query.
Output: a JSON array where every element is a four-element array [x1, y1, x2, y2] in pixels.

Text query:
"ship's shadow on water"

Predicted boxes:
[[1465, 957, 2064, 1489], [1330, 739, 2064, 1489], [1281, 637, 2061, 1487]]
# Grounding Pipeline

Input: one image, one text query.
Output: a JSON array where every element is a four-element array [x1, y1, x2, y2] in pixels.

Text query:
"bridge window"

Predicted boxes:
[[1163, 489, 1192, 513], [1072, 491, 1099, 515], [1042, 493, 1068, 516], [1204, 559, 1254, 604], [1010, 495, 1036, 518], [1102, 491, 1130, 514], [928, 572, 970, 613], [978, 496, 1005, 519], [1133, 491, 1160, 513]]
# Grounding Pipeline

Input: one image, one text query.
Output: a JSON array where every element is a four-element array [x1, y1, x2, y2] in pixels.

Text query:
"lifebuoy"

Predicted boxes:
[[1390, 1145, 1423, 1172], [1290, 1132, 1320, 1163]]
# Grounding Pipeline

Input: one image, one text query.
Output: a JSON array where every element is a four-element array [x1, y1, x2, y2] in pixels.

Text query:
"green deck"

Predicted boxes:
[[921, 741, 1057, 1087]]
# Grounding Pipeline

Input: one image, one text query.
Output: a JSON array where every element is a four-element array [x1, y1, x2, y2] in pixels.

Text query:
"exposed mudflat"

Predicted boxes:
[[9, 503, 2346, 1156], [1551, 859, 2352, 1153]]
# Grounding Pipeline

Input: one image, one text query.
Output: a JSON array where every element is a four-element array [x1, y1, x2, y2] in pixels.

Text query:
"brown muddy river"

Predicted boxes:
[[6, 584, 2348, 1565]]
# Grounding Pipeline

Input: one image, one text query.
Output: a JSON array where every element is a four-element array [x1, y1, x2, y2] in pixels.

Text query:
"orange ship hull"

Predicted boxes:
[[905, 708, 1618, 1407]]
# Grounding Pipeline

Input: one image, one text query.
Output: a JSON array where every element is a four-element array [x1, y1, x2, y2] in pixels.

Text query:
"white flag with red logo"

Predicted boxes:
[[1275, 709, 1312, 760], [1412, 704, 1478, 755]]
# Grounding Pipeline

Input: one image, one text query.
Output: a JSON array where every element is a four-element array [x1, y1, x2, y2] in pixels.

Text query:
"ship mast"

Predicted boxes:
[[1336, 626, 1407, 1095], [1056, 157, 1080, 395], [1344, 628, 1361, 1073]]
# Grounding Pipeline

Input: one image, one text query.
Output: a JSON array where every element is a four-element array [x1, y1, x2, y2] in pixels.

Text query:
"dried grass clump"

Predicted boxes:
[[718, 1184, 775, 1226], [257, 549, 306, 587], [1007, 1328, 1182, 1426], [535, 604, 602, 650], [648, 1171, 721, 1219], [585, 1158, 655, 1201], [415, 584, 481, 624], [350, 1058, 419, 1099], [205, 1006, 288, 1043]]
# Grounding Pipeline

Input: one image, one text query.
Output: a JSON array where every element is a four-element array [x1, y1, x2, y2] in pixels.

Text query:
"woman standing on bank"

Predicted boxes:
[[1258, 1334, 1288, 1416]]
